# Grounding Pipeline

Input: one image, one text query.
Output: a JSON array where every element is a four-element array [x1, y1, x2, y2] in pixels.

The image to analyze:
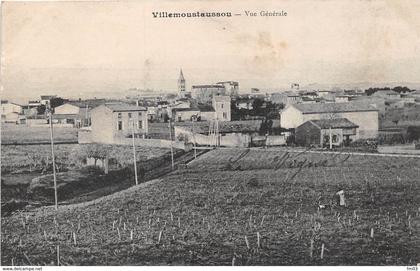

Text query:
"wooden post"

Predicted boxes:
[[192, 117, 197, 159], [131, 121, 138, 185], [57, 245, 60, 266], [257, 232, 261, 249], [244, 236, 250, 250], [48, 109, 58, 211], [309, 239, 314, 259], [169, 119, 174, 170], [158, 230, 162, 244], [329, 127, 332, 150]]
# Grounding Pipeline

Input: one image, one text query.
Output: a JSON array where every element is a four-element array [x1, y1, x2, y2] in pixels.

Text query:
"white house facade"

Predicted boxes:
[[280, 102, 379, 139]]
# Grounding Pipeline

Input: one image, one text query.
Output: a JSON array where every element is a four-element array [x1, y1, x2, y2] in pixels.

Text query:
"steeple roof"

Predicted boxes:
[[179, 69, 185, 81]]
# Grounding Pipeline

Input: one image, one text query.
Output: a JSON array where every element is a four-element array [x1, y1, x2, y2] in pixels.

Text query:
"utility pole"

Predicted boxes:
[[329, 127, 333, 150], [131, 120, 138, 185], [47, 106, 58, 211], [169, 118, 174, 170], [192, 116, 197, 159]]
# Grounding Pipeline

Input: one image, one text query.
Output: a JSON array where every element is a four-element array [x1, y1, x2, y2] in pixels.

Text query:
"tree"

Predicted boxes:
[[37, 104, 46, 115], [252, 98, 264, 115], [50, 97, 66, 109]]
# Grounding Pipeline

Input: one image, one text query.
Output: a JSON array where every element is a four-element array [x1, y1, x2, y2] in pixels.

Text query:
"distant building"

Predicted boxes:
[[178, 69, 186, 98], [280, 102, 379, 139], [40, 95, 57, 106], [212, 95, 231, 121], [300, 97, 316, 104], [191, 84, 226, 103], [217, 81, 239, 96], [1, 100, 23, 115], [1, 100, 26, 124], [295, 118, 359, 147], [28, 100, 41, 108], [251, 88, 260, 94], [53, 103, 90, 127], [236, 99, 253, 110], [89, 104, 148, 144], [371, 90, 401, 100], [317, 90, 331, 97], [198, 104, 216, 121], [291, 83, 300, 90], [334, 95, 350, 103], [270, 92, 302, 106]]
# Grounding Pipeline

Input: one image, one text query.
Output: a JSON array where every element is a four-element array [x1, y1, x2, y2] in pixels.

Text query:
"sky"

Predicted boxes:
[[2, 0, 420, 101]]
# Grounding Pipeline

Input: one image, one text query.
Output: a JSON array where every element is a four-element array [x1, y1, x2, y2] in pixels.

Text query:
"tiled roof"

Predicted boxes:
[[308, 118, 358, 129], [291, 102, 378, 114]]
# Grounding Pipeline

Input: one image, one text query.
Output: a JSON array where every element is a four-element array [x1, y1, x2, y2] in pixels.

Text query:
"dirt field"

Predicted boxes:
[[1, 124, 78, 144], [1, 148, 419, 265]]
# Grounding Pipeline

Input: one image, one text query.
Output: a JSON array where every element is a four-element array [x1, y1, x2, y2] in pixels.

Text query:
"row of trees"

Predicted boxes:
[[365, 86, 414, 96]]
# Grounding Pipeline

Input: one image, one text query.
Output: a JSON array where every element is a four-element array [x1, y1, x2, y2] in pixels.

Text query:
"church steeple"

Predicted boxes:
[[178, 69, 186, 97]]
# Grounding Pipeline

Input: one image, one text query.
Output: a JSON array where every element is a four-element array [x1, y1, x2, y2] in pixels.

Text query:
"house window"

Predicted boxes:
[[221, 104, 224, 109], [138, 112, 142, 118], [223, 112, 227, 119], [138, 120, 143, 129], [128, 113, 132, 119], [117, 112, 123, 130]]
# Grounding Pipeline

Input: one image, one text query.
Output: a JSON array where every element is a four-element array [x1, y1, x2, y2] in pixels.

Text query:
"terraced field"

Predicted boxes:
[[1, 148, 419, 265]]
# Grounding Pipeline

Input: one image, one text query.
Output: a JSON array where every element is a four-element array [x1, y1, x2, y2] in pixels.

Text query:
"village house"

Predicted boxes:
[[334, 95, 350, 103], [1, 100, 23, 115], [295, 118, 359, 147], [300, 97, 316, 104], [172, 108, 201, 122], [88, 103, 148, 144], [236, 99, 253, 110], [317, 90, 332, 97], [280, 102, 379, 139], [197, 104, 216, 121], [212, 95, 231, 121], [52, 103, 90, 127], [216, 81, 239, 96], [170, 95, 231, 122], [191, 84, 226, 103], [40, 95, 57, 106], [270, 92, 302, 106], [1, 100, 26, 124]]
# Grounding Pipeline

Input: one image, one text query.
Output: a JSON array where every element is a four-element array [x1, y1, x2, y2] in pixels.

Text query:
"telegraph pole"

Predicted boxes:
[[168, 118, 175, 170], [47, 106, 58, 211], [131, 120, 138, 185], [329, 127, 333, 150], [192, 116, 197, 159]]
